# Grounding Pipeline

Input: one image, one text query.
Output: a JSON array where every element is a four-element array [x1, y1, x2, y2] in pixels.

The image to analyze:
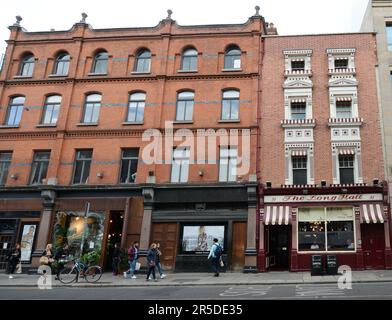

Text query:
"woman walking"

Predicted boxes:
[[146, 243, 158, 282], [6, 243, 21, 279], [156, 243, 166, 279]]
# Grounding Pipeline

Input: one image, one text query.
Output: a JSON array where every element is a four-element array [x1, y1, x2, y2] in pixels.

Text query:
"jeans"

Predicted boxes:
[[156, 261, 164, 275], [211, 257, 220, 275], [129, 259, 137, 275]]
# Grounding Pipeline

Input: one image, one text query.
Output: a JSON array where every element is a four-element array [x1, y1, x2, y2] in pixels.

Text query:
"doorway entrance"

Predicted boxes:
[[104, 211, 124, 271], [361, 224, 385, 269], [266, 225, 290, 271], [0, 219, 19, 271]]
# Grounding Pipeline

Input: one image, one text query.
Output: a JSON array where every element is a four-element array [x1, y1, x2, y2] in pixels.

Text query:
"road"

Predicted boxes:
[[0, 282, 392, 300]]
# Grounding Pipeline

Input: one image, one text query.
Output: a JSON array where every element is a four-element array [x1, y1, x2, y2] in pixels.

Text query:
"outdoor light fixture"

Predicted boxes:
[[266, 181, 272, 188], [97, 172, 104, 178], [10, 173, 18, 180], [198, 170, 204, 177]]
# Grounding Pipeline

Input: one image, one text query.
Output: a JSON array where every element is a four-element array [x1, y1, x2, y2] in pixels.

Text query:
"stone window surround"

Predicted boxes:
[[327, 48, 356, 71], [283, 49, 313, 74], [331, 142, 363, 184], [284, 143, 314, 185]]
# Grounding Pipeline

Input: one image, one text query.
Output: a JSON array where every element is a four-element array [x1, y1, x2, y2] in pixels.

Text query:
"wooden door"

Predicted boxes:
[[361, 224, 385, 269], [0, 220, 19, 271], [151, 223, 178, 271], [231, 222, 246, 271]]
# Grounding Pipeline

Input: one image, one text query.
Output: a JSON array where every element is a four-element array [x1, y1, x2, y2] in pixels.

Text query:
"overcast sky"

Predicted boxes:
[[1, 0, 370, 54]]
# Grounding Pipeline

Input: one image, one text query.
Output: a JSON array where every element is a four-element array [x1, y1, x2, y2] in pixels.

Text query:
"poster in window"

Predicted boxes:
[[20, 224, 37, 262], [182, 225, 224, 252]]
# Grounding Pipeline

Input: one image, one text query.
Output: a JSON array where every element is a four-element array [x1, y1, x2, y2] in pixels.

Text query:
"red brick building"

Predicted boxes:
[[258, 33, 391, 272], [0, 10, 265, 272]]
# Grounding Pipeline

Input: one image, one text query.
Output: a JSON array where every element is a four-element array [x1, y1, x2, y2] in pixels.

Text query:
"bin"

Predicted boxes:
[[326, 255, 338, 275], [311, 255, 323, 276]]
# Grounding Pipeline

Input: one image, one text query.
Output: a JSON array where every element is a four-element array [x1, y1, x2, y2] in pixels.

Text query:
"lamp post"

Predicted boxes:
[[79, 202, 90, 260]]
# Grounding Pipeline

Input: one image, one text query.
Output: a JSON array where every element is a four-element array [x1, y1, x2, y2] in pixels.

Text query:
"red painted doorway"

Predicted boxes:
[[361, 224, 385, 269]]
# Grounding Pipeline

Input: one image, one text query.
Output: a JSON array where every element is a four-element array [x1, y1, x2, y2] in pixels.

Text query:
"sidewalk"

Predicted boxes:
[[1, 270, 392, 287]]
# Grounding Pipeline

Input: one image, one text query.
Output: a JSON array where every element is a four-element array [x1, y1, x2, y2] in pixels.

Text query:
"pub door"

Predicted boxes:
[[361, 224, 385, 269], [266, 225, 290, 271]]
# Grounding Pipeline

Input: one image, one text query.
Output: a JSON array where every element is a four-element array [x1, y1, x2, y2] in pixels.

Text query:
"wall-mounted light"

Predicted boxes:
[[96, 172, 104, 179], [266, 181, 272, 188], [10, 173, 18, 180], [373, 178, 379, 186], [198, 170, 204, 177]]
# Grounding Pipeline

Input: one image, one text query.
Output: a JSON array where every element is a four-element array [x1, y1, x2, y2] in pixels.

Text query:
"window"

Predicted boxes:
[[180, 225, 225, 253], [336, 100, 352, 118], [181, 48, 198, 71], [127, 93, 145, 122], [42, 95, 61, 125], [387, 23, 392, 51], [82, 94, 101, 123], [19, 54, 35, 77], [219, 147, 237, 182], [54, 53, 70, 75], [291, 60, 305, 72], [339, 154, 354, 184], [176, 91, 194, 121], [221, 90, 240, 120], [292, 156, 307, 185], [291, 102, 306, 120], [29, 151, 50, 185], [171, 148, 190, 183], [120, 148, 139, 183], [134, 50, 151, 73], [224, 46, 241, 69], [0, 152, 12, 185], [6, 96, 25, 126], [72, 150, 92, 184], [92, 51, 108, 74], [298, 207, 355, 252], [334, 58, 348, 70]]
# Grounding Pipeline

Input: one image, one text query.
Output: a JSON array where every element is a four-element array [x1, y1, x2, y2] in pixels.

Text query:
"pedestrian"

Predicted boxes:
[[112, 243, 121, 276], [207, 238, 222, 277], [125, 241, 139, 279], [40, 243, 54, 266], [54, 242, 69, 280], [156, 243, 166, 279], [146, 243, 158, 281], [6, 243, 21, 279]]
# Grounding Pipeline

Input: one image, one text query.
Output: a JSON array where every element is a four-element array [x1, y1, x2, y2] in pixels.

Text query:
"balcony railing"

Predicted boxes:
[[281, 118, 316, 128]]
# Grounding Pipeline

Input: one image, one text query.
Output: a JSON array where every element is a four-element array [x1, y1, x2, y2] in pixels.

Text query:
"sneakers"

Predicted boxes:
[[160, 274, 166, 279], [8, 275, 13, 279], [154, 279, 158, 282], [131, 275, 137, 279], [123, 272, 127, 278]]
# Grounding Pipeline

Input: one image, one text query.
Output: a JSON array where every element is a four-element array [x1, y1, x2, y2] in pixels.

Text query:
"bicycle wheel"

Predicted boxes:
[[85, 266, 102, 283], [59, 266, 78, 284]]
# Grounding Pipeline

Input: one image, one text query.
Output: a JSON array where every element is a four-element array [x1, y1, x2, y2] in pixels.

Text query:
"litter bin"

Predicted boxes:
[[326, 255, 338, 275], [311, 255, 323, 276]]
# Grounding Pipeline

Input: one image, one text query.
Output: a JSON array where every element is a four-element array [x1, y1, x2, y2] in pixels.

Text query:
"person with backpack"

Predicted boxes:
[[207, 238, 222, 277]]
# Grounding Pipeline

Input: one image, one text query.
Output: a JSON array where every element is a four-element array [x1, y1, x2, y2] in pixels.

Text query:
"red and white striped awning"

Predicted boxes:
[[336, 97, 352, 102], [338, 149, 355, 155], [265, 206, 291, 225], [291, 98, 306, 103], [360, 204, 385, 224], [292, 150, 307, 156], [291, 58, 305, 62]]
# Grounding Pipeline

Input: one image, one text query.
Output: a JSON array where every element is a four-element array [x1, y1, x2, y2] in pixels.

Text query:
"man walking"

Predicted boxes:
[[125, 241, 139, 279], [208, 238, 222, 277]]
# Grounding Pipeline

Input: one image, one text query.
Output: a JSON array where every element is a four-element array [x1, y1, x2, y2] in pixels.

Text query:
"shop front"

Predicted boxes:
[[257, 185, 392, 272]]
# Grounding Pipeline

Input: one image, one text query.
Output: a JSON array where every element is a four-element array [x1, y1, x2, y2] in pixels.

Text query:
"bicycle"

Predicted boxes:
[[58, 259, 102, 284]]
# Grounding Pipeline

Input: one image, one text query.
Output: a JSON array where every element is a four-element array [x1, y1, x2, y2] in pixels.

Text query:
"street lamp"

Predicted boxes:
[[79, 202, 90, 260]]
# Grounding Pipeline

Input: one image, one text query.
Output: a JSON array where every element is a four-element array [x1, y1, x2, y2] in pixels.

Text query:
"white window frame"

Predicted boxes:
[[284, 92, 313, 120], [171, 148, 190, 183], [332, 144, 363, 184], [285, 144, 314, 185], [219, 147, 237, 182]]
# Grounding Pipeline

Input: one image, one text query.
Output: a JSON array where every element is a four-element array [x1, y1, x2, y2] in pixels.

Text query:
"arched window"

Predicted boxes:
[[42, 95, 61, 125], [54, 53, 70, 75], [92, 51, 108, 74], [19, 54, 35, 76], [176, 91, 194, 121], [127, 92, 146, 122], [82, 94, 101, 123], [221, 90, 240, 120], [134, 50, 151, 73], [6, 96, 25, 126], [181, 48, 198, 71], [224, 46, 241, 70]]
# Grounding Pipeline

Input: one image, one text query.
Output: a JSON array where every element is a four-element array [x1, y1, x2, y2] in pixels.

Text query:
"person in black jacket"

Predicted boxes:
[[146, 243, 158, 281], [7, 243, 21, 279], [112, 243, 121, 276], [54, 243, 69, 280]]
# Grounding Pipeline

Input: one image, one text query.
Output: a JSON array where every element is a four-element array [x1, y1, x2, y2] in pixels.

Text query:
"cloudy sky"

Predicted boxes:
[[1, 0, 370, 54]]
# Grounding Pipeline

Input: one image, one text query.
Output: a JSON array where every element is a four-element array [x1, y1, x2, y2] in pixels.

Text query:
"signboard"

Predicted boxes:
[[264, 193, 383, 204]]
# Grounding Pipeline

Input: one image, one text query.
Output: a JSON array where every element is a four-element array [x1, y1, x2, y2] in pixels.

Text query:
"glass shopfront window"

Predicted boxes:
[[52, 211, 105, 261], [298, 207, 355, 252], [180, 224, 225, 254]]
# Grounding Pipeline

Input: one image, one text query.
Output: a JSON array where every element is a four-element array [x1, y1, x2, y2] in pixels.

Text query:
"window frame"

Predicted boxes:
[[219, 147, 237, 182], [292, 155, 308, 185], [335, 100, 353, 119], [134, 49, 151, 73], [41, 95, 61, 125], [181, 48, 198, 71], [386, 23, 392, 51], [19, 54, 35, 77], [221, 90, 240, 120], [334, 58, 349, 70], [175, 91, 194, 121], [5, 96, 25, 126], [82, 94, 101, 124], [224, 46, 241, 70], [54, 53, 70, 76], [171, 147, 190, 183], [0, 152, 12, 185], [290, 102, 306, 120], [339, 154, 355, 184], [91, 51, 109, 74], [127, 92, 146, 123], [119, 148, 139, 184], [72, 149, 93, 185], [29, 151, 51, 185]]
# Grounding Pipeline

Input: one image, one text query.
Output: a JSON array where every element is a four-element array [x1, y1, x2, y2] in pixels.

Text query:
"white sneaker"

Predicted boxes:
[[123, 272, 127, 278], [8, 275, 13, 279], [160, 274, 166, 279], [131, 275, 137, 279], [149, 275, 152, 280]]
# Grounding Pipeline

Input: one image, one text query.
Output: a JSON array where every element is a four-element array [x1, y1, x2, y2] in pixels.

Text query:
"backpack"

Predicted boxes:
[[214, 244, 222, 258]]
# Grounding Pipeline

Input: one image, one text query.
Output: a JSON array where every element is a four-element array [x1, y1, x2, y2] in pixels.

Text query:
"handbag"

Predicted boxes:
[[16, 262, 22, 274], [135, 262, 141, 271], [39, 256, 49, 265], [220, 259, 224, 268]]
